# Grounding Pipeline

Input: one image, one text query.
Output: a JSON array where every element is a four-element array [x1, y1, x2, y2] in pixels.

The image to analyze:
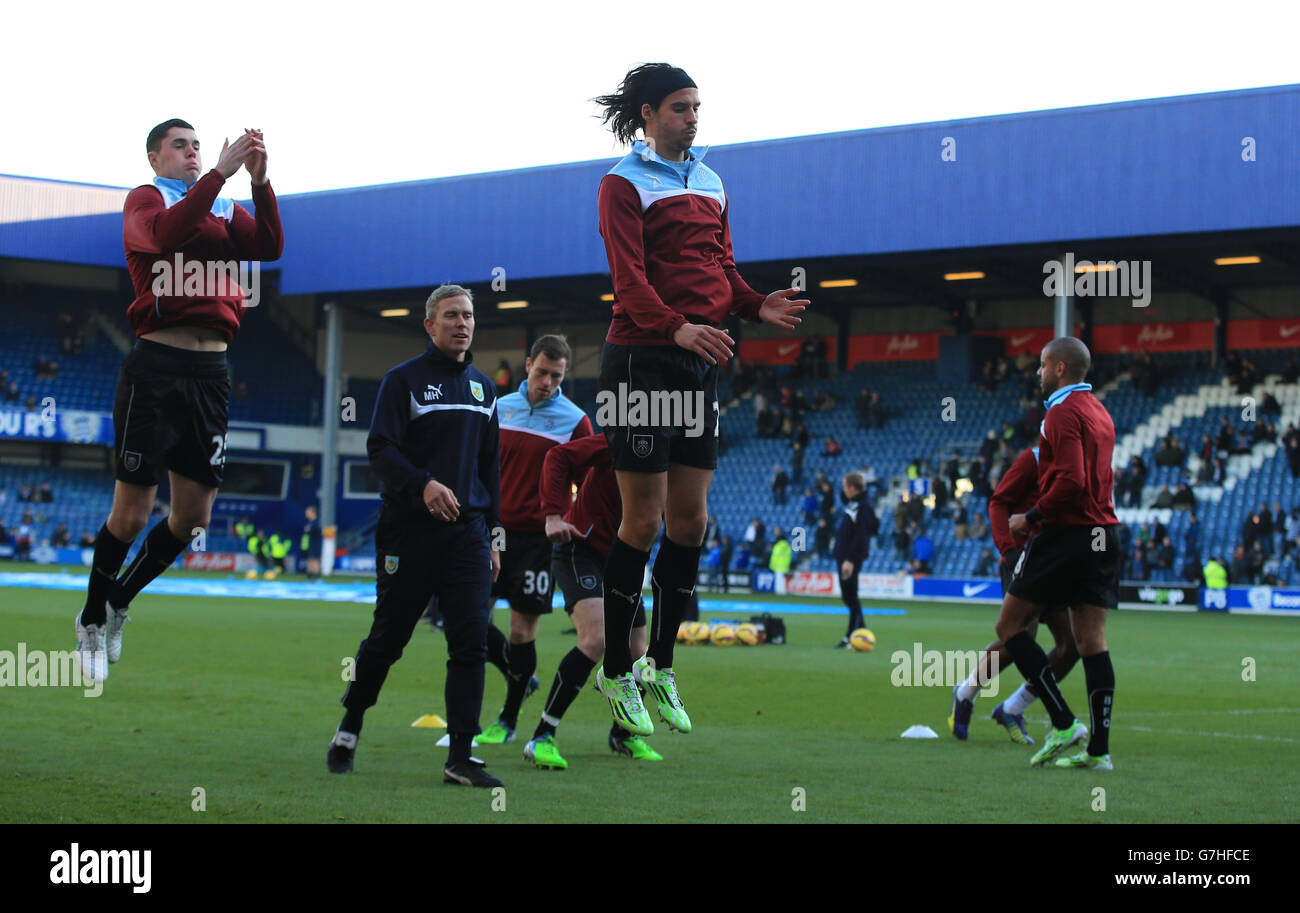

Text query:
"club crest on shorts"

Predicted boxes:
[[384, 555, 400, 575], [469, 380, 484, 402], [579, 574, 597, 590], [632, 434, 653, 458], [122, 451, 142, 473]]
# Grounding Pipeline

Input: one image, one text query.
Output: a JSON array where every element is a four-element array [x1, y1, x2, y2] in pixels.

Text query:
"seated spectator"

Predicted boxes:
[[18, 485, 33, 502], [47, 360, 59, 380], [50, 522, 71, 547], [909, 528, 934, 575], [800, 488, 818, 525], [978, 359, 997, 392], [1172, 484, 1196, 510], [974, 548, 995, 577], [24, 395, 37, 411], [969, 511, 988, 540], [33, 356, 51, 378], [794, 423, 809, 450], [814, 518, 832, 559], [771, 465, 789, 505], [1251, 421, 1277, 445], [1215, 417, 1235, 454], [969, 456, 990, 497], [39, 482, 53, 503], [4, 381, 19, 403], [893, 526, 911, 560], [931, 475, 949, 511], [1129, 545, 1149, 581], [1150, 484, 1174, 509], [1235, 359, 1259, 394], [1229, 544, 1253, 584], [823, 435, 842, 457], [15, 523, 33, 561], [1155, 536, 1176, 579], [855, 387, 871, 428], [952, 502, 969, 541], [791, 440, 804, 481], [78, 530, 96, 548], [1154, 435, 1186, 467], [1261, 391, 1282, 417], [869, 392, 885, 429]]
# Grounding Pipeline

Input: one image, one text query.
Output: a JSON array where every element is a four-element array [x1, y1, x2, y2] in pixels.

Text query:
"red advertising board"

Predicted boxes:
[[847, 332, 940, 365], [1227, 318, 1300, 350], [183, 552, 237, 571], [1091, 321, 1214, 353], [737, 336, 834, 365]]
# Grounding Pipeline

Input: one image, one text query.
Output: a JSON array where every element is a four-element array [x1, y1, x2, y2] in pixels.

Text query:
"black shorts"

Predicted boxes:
[[1008, 525, 1120, 610], [1001, 547, 1067, 616], [599, 340, 719, 473], [491, 529, 555, 615], [553, 540, 646, 625], [113, 339, 230, 488]]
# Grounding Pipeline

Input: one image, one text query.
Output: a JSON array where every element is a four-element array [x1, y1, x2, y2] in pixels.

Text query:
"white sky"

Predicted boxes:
[[4, 0, 1298, 197]]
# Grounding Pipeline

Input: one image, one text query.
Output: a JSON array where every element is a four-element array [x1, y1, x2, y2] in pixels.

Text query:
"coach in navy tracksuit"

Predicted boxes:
[[834, 471, 877, 648], [328, 284, 504, 788]]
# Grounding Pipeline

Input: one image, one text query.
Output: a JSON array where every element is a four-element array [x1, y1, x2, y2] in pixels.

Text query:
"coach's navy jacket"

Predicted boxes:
[[833, 491, 877, 563], [368, 341, 500, 530]]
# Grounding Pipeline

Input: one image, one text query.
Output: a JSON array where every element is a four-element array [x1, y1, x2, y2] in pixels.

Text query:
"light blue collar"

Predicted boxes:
[[631, 139, 708, 177], [516, 378, 563, 403], [152, 176, 234, 221], [1044, 382, 1092, 410]]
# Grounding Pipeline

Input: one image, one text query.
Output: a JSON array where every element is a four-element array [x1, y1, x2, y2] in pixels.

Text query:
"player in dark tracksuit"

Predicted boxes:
[[327, 284, 504, 788], [834, 471, 877, 648]]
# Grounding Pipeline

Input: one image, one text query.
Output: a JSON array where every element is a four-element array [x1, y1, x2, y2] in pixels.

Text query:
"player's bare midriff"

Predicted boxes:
[[140, 325, 228, 352]]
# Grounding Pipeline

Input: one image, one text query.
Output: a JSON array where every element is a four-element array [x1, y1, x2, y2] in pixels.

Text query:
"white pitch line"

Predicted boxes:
[[1126, 726, 1298, 743], [1119, 708, 1300, 717]]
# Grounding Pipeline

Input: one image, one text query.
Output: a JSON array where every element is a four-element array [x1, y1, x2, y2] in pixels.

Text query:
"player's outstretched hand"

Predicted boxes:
[[243, 128, 268, 185], [545, 514, 587, 544], [759, 287, 809, 331], [423, 479, 461, 523], [673, 323, 734, 365], [215, 132, 264, 180], [1008, 513, 1027, 535]]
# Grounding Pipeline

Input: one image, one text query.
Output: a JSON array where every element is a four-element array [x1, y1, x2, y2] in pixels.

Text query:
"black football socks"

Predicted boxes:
[[1082, 651, 1115, 756], [108, 519, 191, 610], [82, 524, 133, 625], [533, 647, 597, 740], [500, 639, 537, 728], [602, 536, 650, 677], [1005, 630, 1075, 731], [485, 624, 511, 677], [646, 536, 701, 671]]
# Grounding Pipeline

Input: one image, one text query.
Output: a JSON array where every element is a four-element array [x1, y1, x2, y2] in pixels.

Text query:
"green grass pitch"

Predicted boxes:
[[1, 569, 1297, 823]]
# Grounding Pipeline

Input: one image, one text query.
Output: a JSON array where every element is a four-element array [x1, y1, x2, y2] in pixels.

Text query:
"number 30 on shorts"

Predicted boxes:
[[522, 569, 550, 595]]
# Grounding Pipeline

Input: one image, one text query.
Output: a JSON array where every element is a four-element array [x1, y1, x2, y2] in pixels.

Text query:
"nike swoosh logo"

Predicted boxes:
[[962, 583, 991, 597], [1010, 333, 1035, 347], [778, 342, 799, 356], [1280, 325, 1300, 338]]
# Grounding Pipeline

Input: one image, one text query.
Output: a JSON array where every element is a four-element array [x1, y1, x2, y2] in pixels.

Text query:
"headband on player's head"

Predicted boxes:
[[641, 67, 697, 114]]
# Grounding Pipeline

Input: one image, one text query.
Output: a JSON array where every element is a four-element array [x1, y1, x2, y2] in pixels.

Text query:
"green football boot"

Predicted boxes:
[[633, 656, 692, 734], [609, 732, 663, 761], [476, 717, 516, 744], [523, 734, 568, 770], [1029, 719, 1088, 766], [595, 668, 654, 736], [1054, 750, 1113, 771]]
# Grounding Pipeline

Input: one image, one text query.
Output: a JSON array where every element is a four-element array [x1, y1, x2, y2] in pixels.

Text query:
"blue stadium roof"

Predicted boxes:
[[3, 83, 1298, 295]]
